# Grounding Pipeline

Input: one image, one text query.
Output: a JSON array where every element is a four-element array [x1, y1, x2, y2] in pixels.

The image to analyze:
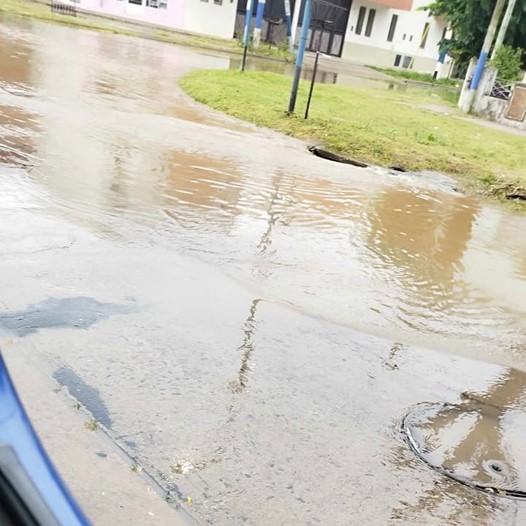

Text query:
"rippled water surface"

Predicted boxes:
[[1, 15, 526, 526]]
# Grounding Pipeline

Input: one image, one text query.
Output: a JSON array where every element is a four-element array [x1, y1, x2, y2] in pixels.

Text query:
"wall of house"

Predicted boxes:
[[183, 0, 238, 38], [78, 0, 237, 39], [342, 0, 446, 73]]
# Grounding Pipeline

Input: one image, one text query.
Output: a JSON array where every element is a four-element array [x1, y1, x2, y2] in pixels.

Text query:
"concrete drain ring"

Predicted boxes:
[[402, 402, 526, 500]]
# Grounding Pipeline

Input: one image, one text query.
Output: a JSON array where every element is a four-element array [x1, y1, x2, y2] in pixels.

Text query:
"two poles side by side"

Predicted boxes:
[[466, 0, 518, 110], [241, 0, 337, 119], [241, 0, 293, 72]]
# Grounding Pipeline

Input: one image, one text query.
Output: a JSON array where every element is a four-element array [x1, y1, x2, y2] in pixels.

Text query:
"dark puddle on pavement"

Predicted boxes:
[[0, 297, 135, 337], [404, 366, 526, 500], [53, 366, 112, 428]]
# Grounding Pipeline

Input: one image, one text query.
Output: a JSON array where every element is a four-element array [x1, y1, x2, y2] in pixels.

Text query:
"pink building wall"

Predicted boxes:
[[78, 0, 237, 39]]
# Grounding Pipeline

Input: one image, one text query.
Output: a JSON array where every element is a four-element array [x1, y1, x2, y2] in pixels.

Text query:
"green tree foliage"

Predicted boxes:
[[427, 0, 526, 67], [490, 44, 524, 82]]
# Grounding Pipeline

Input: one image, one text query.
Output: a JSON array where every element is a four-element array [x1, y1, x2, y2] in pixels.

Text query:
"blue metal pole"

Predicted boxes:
[[253, 0, 266, 48], [287, 0, 311, 113], [469, 0, 506, 90], [241, 0, 255, 71], [470, 51, 489, 90], [284, 0, 292, 46]]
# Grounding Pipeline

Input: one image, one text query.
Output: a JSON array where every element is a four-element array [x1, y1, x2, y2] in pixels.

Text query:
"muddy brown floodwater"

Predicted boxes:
[[1, 14, 526, 526]]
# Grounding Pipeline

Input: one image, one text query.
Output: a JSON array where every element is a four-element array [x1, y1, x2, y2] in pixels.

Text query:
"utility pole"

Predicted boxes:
[[253, 0, 266, 48], [287, 0, 312, 114], [470, 0, 506, 92], [284, 0, 293, 51], [491, 0, 517, 59], [241, 0, 255, 71], [290, 0, 303, 52]]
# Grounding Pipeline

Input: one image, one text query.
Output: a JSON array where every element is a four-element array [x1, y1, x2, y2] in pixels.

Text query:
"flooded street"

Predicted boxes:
[[1, 15, 526, 525]]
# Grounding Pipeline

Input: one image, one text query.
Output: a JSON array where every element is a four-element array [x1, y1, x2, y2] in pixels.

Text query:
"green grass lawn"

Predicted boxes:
[[0, 0, 294, 61], [180, 70, 525, 202], [369, 66, 460, 87]]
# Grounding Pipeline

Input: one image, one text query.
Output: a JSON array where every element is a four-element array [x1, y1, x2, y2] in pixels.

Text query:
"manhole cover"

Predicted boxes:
[[402, 402, 526, 500]]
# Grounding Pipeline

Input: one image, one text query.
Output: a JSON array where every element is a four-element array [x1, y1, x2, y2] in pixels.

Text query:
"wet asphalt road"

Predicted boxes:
[[1, 15, 526, 525]]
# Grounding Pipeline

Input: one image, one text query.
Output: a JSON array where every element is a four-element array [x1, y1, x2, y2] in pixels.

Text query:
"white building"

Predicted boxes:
[[76, 0, 238, 39], [341, 0, 447, 73], [74, 0, 447, 74]]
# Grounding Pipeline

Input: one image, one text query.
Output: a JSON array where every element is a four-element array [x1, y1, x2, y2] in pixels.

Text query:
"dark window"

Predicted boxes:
[[365, 9, 376, 37], [355, 7, 366, 35], [128, 0, 143, 4], [402, 55, 412, 68], [420, 22, 430, 48], [394, 54, 401, 67], [387, 14, 398, 42]]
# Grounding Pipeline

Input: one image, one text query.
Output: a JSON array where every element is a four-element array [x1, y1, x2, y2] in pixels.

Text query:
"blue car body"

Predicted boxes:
[[0, 354, 90, 525]]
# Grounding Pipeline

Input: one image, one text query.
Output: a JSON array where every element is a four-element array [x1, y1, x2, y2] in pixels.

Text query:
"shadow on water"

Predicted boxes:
[[0, 297, 136, 337]]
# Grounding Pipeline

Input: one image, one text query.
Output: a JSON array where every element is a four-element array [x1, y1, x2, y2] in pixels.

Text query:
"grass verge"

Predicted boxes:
[[369, 66, 460, 87], [0, 0, 295, 61], [180, 70, 525, 203]]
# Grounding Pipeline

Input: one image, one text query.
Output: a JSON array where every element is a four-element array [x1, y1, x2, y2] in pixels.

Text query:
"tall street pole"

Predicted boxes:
[[241, 0, 255, 71], [290, 0, 303, 52], [253, 0, 266, 48], [287, 0, 312, 114], [491, 0, 517, 59], [284, 0, 293, 51], [470, 0, 506, 92]]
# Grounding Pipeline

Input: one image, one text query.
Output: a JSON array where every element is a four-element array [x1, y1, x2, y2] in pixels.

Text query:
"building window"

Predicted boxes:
[[402, 55, 412, 68], [355, 7, 366, 35], [365, 9, 376, 37], [214, 0, 223, 4], [128, 0, 143, 4], [394, 55, 413, 69], [387, 14, 398, 42], [420, 22, 430, 48]]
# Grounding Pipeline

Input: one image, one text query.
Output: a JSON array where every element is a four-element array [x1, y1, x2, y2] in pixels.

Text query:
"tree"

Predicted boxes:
[[426, 0, 526, 67], [491, 44, 523, 82]]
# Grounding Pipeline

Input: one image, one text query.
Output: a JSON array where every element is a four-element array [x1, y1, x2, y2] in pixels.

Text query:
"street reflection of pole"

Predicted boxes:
[[241, 0, 255, 72]]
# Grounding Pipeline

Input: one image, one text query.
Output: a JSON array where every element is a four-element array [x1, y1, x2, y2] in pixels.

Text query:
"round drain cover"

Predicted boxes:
[[402, 402, 526, 499]]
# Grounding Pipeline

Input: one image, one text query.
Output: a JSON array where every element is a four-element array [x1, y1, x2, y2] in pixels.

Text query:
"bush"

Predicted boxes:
[[490, 45, 524, 83]]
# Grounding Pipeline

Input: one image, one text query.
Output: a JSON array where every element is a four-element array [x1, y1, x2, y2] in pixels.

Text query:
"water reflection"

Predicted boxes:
[[0, 16, 524, 360], [398, 366, 526, 524], [162, 150, 244, 229], [367, 189, 482, 327]]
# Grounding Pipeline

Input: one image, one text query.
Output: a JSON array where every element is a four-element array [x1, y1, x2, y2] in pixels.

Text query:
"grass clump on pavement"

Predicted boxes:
[[180, 70, 525, 201]]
